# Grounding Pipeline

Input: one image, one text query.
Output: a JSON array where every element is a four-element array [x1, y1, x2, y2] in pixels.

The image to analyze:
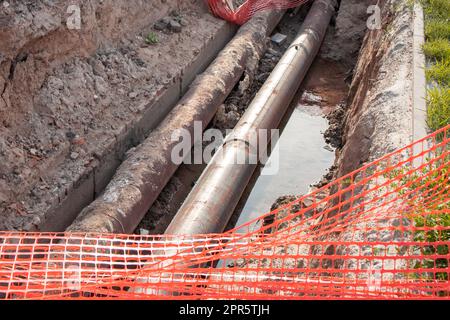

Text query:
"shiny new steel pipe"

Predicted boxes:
[[166, 0, 338, 235]]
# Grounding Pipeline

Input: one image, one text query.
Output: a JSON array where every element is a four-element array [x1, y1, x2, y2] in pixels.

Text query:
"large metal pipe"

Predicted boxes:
[[166, 0, 337, 235], [66, 10, 283, 234]]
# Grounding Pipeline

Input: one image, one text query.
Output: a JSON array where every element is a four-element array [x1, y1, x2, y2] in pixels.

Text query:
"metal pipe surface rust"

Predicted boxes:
[[166, 0, 338, 235], [66, 10, 284, 234]]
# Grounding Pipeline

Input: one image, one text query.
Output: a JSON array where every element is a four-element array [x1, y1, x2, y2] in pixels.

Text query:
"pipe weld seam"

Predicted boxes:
[[222, 136, 252, 150]]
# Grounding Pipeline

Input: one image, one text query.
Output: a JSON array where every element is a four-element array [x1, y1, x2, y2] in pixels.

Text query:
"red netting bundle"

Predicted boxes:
[[207, 0, 310, 25], [0, 125, 449, 300]]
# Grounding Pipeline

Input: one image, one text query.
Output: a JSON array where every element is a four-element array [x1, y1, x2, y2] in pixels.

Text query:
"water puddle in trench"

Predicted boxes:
[[233, 105, 334, 230], [229, 58, 348, 232], [138, 57, 349, 236]]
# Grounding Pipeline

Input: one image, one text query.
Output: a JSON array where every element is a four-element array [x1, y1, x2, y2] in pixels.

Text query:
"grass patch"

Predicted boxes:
[[426, 87, 450, 132], [426, 58, 450, 84], [405, 1, 450, 298], [386, 149, 450, 296], [423, 38, 450, 60], [419, 0, 450, 131], [145, 32, 159, 45], [425, 19, 450, 40], [421, 0, 450, 19]]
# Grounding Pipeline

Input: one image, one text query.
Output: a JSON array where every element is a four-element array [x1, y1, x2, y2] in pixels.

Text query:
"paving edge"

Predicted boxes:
[[412, 2, 428, 141]]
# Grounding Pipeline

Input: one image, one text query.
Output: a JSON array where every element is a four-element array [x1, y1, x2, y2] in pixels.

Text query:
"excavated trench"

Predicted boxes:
[[137, 0, 374, 234], [0, 0, 235, 231], [228, 57, 348, 232], [136, 7, 314, 234], [0, 0, 417, 235]]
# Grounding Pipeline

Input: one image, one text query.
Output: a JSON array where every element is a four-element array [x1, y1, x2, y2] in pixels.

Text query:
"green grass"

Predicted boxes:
[[409, 160, 450, 293], [419, 0, 450, 132], [423, 38, 450, 61], [425, 19, 450, 40], [421, 0, 450, 19], [405, 1, 450, 297], [426, 86, 450, 132], [145, 32, 159, 45], [412, 205, 450, 286], [386, 150, 450, 296], [426, 58, 450, 84]]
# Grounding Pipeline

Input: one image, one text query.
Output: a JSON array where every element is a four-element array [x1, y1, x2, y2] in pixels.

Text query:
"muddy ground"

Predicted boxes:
[[0, 0, 230, 230]]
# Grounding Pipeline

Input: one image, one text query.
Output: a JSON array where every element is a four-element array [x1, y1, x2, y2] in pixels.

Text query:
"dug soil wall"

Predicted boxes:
[[0, 0, 235, 231], [333, 0, 417, 177]]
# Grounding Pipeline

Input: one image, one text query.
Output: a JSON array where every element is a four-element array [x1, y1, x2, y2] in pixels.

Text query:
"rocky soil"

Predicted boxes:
[[0, 0, 229, 230]]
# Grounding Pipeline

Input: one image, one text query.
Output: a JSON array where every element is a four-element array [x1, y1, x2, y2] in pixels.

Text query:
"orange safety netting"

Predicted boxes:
[[0, 124, 449, 300], [207, 0, 310, 25]]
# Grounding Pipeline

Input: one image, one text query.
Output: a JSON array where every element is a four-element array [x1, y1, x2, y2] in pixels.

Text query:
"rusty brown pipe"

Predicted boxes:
[[66, 10, 284, 234], [166, 0, 338, 235]]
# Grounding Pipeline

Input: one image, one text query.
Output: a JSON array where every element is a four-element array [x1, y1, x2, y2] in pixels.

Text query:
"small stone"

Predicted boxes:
[[32, 216, 41, 226], [70, 152, 79, 160], [267, 48, 280, 56], [226, 104, 238, 113], [128, 91, 138, 99], [154, 20, 167, 31], [29, 148, 38, 156], [271, 33, 287, 46], [302, 92, 322, 104], [23, 223, 34, 232], [256, 72, 269, 82], [169, 20, 182, 33], [162, 16, 172, 24], [66, 131, 76, 140], [226, 111, 240, 127]]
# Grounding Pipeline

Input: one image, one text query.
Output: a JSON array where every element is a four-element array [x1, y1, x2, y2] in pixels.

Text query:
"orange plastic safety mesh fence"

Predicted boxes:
[[0, 124, 449, 300], [206, 0, 310, 25]]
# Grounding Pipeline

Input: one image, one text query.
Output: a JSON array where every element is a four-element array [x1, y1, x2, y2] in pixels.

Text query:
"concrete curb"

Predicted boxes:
[[412, 2, 430, 167], [412, 3, 428, 141]]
